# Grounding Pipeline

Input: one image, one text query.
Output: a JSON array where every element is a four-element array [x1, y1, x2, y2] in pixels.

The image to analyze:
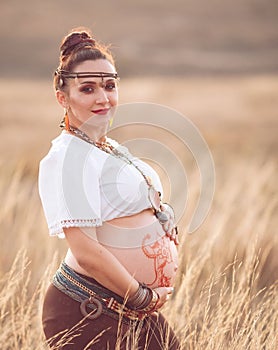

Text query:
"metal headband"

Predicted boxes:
[[55, 69, 119, 80]]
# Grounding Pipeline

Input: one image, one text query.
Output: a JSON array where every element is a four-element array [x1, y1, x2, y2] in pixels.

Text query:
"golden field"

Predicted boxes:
[[0, 74, 277, 349]]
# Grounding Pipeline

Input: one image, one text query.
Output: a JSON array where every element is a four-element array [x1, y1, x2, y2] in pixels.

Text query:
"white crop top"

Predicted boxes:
[[38, 131, 163, 238]]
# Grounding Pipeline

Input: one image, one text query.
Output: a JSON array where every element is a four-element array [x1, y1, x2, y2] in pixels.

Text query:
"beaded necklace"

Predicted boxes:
[[66, 125, 168, 223]]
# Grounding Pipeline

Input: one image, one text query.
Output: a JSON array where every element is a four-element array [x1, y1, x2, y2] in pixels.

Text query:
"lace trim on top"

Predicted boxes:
[[49, 218, 102, 238]]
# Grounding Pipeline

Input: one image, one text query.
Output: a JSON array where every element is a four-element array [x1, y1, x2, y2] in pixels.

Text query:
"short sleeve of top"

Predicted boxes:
[[38, 131, 164, 238], [38, 132, 102, 238]]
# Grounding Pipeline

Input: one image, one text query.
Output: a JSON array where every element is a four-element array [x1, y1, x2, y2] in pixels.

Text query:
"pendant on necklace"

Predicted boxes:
[[148, 186, 161, 211], [148, 186, 169, 224], [155, 210, 169, 224]]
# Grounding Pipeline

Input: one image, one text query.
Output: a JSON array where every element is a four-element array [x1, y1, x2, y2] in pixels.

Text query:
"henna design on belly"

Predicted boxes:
[[142, 233, 174, 287]]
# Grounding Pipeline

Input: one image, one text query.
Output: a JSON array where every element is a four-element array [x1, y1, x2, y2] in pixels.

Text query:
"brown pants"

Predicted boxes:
[[42, 284, 180, 350]]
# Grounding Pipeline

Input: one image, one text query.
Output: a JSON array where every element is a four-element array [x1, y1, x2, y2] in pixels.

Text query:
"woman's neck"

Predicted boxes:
[[70, 122, 107, 144]]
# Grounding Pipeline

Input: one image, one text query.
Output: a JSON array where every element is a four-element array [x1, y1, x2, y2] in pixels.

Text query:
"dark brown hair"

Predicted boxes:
[[54, 27, 115, 91]]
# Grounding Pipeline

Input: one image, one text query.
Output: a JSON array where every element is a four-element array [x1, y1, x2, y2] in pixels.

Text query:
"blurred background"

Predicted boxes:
[[0, 0, 277, 165], [1, 0, 278, 78]]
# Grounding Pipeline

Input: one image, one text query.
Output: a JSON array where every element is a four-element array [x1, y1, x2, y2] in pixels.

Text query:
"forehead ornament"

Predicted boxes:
[[55, 69, 119, 86], [55, 69, 118, 79]]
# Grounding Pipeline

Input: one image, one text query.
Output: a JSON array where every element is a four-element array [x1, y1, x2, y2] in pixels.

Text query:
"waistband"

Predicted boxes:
[[52, 261, 150, 323]]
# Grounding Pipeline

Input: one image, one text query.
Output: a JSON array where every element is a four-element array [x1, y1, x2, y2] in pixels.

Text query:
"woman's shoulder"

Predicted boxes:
[[39, 131, 111, 174], [40, 131, 90, 163]]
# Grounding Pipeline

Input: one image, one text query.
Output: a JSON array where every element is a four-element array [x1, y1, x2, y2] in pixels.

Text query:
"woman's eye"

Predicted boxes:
[[80, 86, 94, 93], [105, 83, 116, 90]]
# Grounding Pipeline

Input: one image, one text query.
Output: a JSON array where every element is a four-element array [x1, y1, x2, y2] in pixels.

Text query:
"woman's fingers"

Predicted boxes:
[[163, 222, 179, 245], [170, 227, 179, 245], [153, 286, 174, 309], [160, 203, 179, 245], [173, 234, 179, 246]]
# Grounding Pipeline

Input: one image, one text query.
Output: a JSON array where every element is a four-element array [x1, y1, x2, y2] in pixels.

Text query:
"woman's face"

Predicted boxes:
[[58, 59, 119, 130]]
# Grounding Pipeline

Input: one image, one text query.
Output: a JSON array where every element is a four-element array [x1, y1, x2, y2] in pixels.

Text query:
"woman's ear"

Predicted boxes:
[[56, 90, 68, 109]]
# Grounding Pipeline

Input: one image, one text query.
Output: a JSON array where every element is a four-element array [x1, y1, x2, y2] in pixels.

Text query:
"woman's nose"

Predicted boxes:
[[96, 88, 109, 104]]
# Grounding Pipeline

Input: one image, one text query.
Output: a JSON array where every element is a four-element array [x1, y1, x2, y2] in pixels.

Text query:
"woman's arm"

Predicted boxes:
[[64, 226, 173, 309], [64, 226, 139, 298]]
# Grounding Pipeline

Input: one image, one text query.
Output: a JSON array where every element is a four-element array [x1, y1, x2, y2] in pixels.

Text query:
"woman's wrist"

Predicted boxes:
[[127, 283, 159, 312]]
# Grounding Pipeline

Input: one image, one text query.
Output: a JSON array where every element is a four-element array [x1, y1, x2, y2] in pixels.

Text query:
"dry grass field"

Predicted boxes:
[[0, 73, 277, 349]]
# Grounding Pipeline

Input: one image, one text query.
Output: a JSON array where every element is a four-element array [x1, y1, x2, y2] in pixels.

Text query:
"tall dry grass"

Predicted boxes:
[[0, 152, 277, 349]]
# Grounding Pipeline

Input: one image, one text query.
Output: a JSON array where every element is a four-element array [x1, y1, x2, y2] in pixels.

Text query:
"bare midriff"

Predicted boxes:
[[66, 209, 179, 288]]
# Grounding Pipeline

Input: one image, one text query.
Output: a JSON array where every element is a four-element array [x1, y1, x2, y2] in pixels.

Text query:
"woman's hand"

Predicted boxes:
[[153, 286, 174, 310]]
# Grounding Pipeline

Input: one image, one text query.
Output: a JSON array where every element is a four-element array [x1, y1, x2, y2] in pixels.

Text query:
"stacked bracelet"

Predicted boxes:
[[141, 288, 159, 313], [127, 283, 159, 312]]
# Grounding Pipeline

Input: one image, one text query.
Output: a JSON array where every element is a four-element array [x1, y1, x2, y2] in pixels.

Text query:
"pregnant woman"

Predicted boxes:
[[38, 27, 180, 349]]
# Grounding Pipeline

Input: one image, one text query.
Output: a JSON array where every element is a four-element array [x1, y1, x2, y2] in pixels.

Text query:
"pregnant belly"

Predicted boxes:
[[96, 213, 179, 288]]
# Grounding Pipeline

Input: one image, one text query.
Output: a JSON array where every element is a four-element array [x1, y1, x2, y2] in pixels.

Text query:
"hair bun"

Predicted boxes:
[[60, 29, 96, 58]]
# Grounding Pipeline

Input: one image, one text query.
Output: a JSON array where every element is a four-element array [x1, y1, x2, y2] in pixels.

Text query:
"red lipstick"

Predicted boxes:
[[92, 108, 110, 115]]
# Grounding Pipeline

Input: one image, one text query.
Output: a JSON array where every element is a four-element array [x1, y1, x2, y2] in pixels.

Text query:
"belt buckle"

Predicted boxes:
[[80, 296, 103, 320]]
